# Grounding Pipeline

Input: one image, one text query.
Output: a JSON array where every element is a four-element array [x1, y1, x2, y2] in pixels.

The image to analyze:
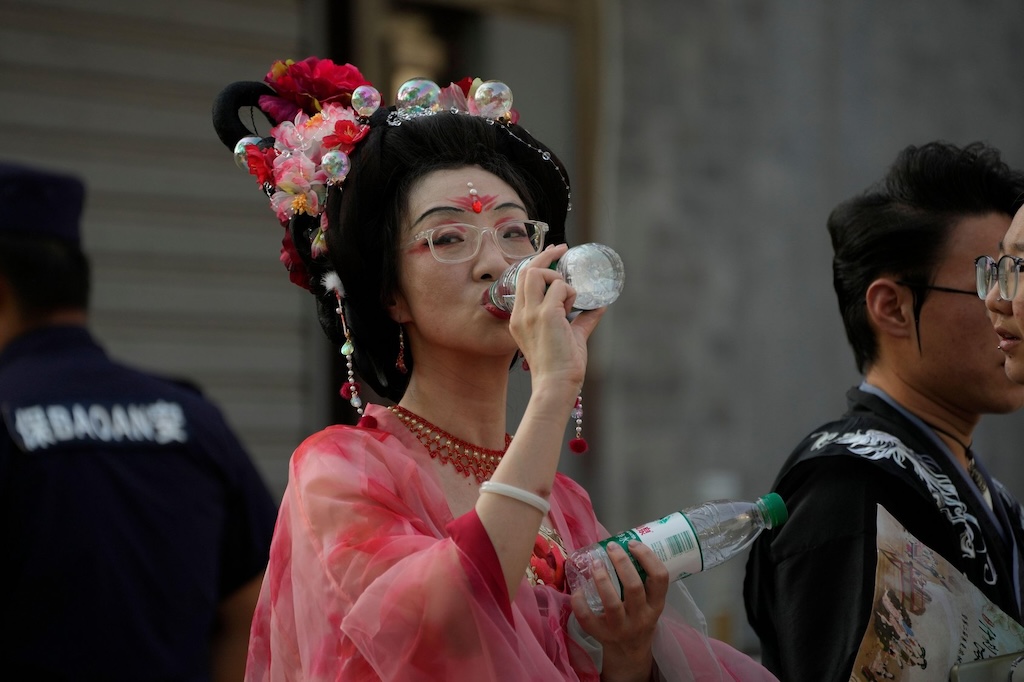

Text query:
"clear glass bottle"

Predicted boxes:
[[566, 493, 788, 614], [488, 242, 625, 313]]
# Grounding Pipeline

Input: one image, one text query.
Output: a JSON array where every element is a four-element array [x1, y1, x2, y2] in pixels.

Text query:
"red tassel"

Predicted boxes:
[[358, 415, 378, 429], [569, 437, 588, 454], [340, 382, 358, 400]]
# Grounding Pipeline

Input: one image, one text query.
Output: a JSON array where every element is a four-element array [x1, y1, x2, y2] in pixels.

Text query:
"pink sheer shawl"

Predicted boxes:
[[245, 405, 775, 681]]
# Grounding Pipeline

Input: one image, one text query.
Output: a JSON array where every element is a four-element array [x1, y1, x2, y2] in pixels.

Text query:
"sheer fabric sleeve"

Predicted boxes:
[[245, 426, 583, 681], [245, 423, 775, 681]]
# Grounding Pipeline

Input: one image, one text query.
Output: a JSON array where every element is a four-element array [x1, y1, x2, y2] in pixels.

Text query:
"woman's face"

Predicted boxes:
[[390, 166, 531, 362]]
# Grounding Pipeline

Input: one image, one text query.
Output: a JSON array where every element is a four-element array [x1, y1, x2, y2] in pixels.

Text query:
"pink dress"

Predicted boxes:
[[245, 404, 776, 681]]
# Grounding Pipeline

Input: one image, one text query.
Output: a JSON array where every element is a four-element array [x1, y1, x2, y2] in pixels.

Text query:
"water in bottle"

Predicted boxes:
[[566, 493, 787, 614], [488, 242, 625, 312]]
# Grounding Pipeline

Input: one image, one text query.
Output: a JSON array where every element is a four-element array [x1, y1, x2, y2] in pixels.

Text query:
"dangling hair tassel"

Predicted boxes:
[[323, 271, 367, 418], [568, 393, 588, 454]]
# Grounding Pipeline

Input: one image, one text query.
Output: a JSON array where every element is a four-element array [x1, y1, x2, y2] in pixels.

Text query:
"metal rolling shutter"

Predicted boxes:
[[0, 0, 317, 495]]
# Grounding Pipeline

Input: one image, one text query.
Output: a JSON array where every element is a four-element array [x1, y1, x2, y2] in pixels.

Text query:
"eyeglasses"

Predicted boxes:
[[975, 255, 1024, 300], [405, 220, 549, 264], [895, 281, 977, 297]]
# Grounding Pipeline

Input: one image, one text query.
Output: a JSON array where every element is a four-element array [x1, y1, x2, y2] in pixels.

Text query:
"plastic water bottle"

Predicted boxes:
[[488, 242, 625, 312], [566, 493, 787, 614]]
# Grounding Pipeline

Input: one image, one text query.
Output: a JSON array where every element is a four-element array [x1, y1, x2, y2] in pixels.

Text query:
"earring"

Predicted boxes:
[[568, 392, 588, 454], [521, 355, 530, 371], [396, 326, 408, 374]]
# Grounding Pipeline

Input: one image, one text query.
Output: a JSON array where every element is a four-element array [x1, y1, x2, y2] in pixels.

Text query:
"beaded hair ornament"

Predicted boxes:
[[232, 58, 569, 292], [229, 58, 572, 419]]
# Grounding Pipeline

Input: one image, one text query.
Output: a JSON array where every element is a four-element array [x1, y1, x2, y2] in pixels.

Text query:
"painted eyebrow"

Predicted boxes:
[[410, 201, 527, 229]]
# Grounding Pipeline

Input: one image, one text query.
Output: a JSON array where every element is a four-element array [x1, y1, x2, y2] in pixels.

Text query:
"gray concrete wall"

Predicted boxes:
[[593, 0, 1024, 649]]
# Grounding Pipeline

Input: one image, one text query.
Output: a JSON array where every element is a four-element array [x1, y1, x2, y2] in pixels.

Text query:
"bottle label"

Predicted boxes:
[[598, 511, 704, 583]]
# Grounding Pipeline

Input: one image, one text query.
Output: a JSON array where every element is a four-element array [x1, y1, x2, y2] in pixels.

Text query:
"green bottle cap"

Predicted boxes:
[[758, 492, 788, 528]]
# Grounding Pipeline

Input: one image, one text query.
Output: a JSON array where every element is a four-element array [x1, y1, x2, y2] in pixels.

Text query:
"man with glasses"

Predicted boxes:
[[979, 251, 1024, 387], [744, 141, 1024, 681]]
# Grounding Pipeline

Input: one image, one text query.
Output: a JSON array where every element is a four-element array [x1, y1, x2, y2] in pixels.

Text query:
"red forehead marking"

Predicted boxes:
[[451, 193, 497, 213]]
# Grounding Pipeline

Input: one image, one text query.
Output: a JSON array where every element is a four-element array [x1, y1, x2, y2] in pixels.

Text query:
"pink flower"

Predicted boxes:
[[269, 153, 324, 222], [270, 188, 320, 223], [439, 82, 470, 114], [273, 154, 323, 194], [310, 228, 328, 259], [441, 77, 519, 124], [271, 115, 313, 155]]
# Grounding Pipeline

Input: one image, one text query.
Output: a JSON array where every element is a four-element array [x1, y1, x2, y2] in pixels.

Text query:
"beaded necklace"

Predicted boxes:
[[387, 405, 511, 483]]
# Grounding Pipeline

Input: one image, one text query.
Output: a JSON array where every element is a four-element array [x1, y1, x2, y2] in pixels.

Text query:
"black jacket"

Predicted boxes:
[[744, 386, 1024, 681]]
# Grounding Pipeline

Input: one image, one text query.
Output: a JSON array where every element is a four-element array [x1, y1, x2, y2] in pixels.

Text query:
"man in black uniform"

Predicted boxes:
[[744, 142, 1024, 681], [0, 161, 279, 680]]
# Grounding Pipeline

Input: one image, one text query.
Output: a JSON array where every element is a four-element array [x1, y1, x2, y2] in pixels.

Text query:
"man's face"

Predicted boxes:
[[985, 205, 1024, 384], [913, 212, 1024, 416]]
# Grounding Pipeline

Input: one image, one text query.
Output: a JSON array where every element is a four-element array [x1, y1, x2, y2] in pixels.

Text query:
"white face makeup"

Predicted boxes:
[[389, 167, 531, 362]]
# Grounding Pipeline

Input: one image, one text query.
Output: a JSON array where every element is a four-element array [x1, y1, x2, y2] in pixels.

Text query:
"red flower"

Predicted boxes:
[[455, 76, 475, 97], [260, 57, 371, 123], [529, 535, 566, 590], [245, 145, 277, 186], [322, 119, 369, 154], [279, 231, 311, 290]]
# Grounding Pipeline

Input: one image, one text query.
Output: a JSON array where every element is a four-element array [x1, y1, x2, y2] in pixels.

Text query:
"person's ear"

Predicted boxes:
[[865, 278, 915, 339], [387, 290, 410, 324]]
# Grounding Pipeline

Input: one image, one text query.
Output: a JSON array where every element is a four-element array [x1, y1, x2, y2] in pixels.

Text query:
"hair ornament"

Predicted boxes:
[[387, 77, 517, 127], [321, 271, 345, 301], [381, 76, 569, 209], [228, 57, 571, 292], [233, 136, 265, 170], [230, 59, 378, 289], [467, 182, 482, 213], [321, 270, 366, 415]]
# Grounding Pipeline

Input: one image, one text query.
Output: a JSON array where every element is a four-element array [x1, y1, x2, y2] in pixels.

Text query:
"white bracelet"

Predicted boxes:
[[479, 481, 551, 515]]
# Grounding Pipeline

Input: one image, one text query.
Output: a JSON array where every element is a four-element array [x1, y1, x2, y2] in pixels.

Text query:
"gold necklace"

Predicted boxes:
[[388, 405, 511, 483]]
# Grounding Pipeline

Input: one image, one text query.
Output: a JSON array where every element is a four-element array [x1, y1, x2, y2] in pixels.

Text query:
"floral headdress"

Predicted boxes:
[[215, 56, 574, 413], [228, 57, 569, 293]]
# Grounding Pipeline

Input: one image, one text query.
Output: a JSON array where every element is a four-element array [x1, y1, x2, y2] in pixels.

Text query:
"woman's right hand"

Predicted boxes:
[[485, 245, 605, 599], [508, 244, 605, 398]]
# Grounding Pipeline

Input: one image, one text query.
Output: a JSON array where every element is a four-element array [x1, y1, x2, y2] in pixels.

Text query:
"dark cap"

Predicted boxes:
[[0, 162, 84, 243]]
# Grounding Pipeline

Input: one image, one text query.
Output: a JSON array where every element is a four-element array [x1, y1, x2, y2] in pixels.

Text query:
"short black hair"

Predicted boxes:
[[829, 141, 1024, 373], [0, 233, 90, 320]]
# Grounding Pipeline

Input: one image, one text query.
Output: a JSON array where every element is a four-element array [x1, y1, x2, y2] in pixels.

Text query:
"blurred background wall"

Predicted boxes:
[[3, 0, 1023, 656]]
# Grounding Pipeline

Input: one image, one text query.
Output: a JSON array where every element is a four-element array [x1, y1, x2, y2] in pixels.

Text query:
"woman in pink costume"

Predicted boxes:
[[213, 57, 775, 682]]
